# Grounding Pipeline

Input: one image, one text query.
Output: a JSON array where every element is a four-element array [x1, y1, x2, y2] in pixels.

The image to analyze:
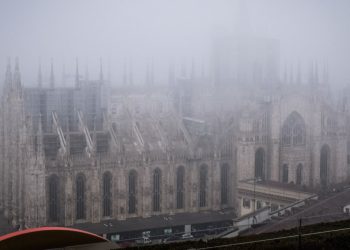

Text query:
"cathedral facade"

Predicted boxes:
[[0, 54, 349, 230], [0, 59, 235, 228], [236, 83, 348, 188]]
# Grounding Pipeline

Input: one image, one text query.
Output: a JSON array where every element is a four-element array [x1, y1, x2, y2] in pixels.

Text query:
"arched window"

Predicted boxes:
[[282, 164, 288, 183], [76, 174, 86, 220], [153, 168, 162, 212], [102, 172, 112, 217], [296, 164, 303, 185], [48, 175, 59, 222], [320, 145, 330, 188], [282, 112, 306, 146], [255, 148, 265, 180], [176, 166, 185, 209], [221, 164, 229, 205], [128, 170, 137, 214], [293, 125, 304, 145], [199, 164, 208, 207]]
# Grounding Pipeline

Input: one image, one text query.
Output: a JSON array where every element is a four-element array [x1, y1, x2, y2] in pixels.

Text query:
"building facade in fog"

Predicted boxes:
[[0, 59, 235, 228], [235, 80, 348, 188], [209, 31, 347, 190], [1, 32, 350, 229]]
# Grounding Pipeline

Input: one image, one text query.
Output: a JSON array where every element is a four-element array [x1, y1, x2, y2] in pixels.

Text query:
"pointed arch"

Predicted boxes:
[[320, 144, 330, 188], [255, 148, 265, 180], [76, 173, 86, 220], [282, 111, 306, 146], [296, 164, 303, 185], [48, 174, 59, 222], [128, 170, 137, 214], [102, 171, 112, 217], [199, 164, 208, 207], [282, 164, 289, 183], [176, 166, 185, 209], [152, 168, 162, 212]]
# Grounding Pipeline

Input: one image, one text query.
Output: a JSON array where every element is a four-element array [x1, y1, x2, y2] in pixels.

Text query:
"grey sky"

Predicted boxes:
[[0, 0, 349, 87]]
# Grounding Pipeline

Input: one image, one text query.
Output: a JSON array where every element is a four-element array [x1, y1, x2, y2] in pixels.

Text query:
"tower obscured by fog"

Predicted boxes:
[[212, 35, 280, 88]]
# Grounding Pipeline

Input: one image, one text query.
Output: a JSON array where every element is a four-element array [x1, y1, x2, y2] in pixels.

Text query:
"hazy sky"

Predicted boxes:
[[0, 0, 349, 87]]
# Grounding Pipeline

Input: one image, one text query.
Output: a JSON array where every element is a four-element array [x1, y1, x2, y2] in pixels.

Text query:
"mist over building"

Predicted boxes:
[[0, 0, 350, 246]]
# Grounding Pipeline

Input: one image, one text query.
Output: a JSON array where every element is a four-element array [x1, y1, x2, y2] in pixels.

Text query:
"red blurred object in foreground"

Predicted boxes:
[[0, 226, 108, 250]]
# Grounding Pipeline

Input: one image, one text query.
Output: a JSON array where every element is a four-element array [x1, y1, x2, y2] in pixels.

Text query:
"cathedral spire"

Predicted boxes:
[[107, 59, 111, 83], [38, 61, 42, 88], [180, 61, 186, 78], [36, 113, 44, 159], [150, 59, 154, 86], [13, 57, 22, 92], [38, 113, 43, 134], [50, 58, 55, 89], [99, 58, 104, 84], [296, 61, 301, 85], [323, 61, 329, 85], [128, 61, 133, 86], [289, 64, 294, 84], [75, 58, 80, 88], [314, 61, 319, 85], [123, 59, 127, 86], [168, 61, 175, 87], [4, 58, 12, 92], [308, 61, 314, 85], [190, 58, 195, 80], [85, 64, 89, 81], [146, 62, 150, 86], [283, 63, 287, 84], [62, 63, 66, 86]]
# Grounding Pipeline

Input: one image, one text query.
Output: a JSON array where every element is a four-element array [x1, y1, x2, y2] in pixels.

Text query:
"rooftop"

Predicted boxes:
[[72, 209, 236, 235]]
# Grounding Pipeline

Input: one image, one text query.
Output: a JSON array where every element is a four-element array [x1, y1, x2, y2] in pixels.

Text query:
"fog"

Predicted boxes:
[[0, 0, 350, 87], [2, 1, 350, 245]]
